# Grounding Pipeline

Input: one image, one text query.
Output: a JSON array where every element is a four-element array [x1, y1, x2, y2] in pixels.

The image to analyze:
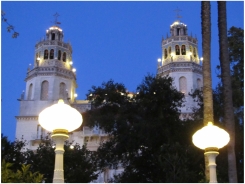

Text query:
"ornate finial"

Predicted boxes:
[[51, 12, 61, 26], [174, 7, 182, 21]]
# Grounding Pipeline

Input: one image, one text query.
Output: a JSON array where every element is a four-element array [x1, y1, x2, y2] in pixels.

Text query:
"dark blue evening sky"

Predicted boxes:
[[1, 1, 244, 141]]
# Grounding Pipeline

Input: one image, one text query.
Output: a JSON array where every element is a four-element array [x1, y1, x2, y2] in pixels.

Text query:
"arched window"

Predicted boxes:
[[179, 76, 187, 94], [193, 47, 197, 57], [58, 50, 61, 60], [62, 52, 66, 62], [50, 49, 54, 59], [44, 50, 49, 59], [177, 28, 180, 36], [181, 45, 186, 55], [59, 82, 66, 99], [197, 78, 202, 89], [52, 33, 55, 40], [164, 49, 168, 59], [28, 83, 33, 100], [168, 47, 171, 55], [175, 45, 180, 55], [40, 81, 49, 100]]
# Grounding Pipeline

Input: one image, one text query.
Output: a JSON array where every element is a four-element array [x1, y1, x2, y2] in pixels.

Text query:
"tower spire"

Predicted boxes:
[[52, 12, 61, 26], [174, 7, 182, 21]]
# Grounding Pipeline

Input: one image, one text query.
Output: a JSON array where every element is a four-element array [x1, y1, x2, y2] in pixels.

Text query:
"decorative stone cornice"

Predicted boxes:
[[25, 66, 76, 81], [15, 116, 38, 120], [157, 62, 202, 76]]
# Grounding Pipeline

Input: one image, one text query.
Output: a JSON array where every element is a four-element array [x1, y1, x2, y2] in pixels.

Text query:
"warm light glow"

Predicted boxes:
[[38, 99, 83, 132], [200, 57, 203, 61], [192, 122, 230, 150], [69, 61, 73, 65], [70, 145, 74, 149], [37, 57, 41, 61], [157, 58, 161, 62], [171, 53, 174, 57], [74, 94, 78, 98], [49, 26, 62, 32], [72, 68, 76, 72], [189, 52, 192, 56]]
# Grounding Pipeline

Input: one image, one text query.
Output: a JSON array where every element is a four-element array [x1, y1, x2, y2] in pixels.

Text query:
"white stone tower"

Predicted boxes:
[[15, 22, 85, 149], [157, 19, 203, 119]]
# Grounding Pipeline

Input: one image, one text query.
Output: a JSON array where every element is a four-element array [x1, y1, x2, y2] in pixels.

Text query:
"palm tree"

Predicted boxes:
[[217, 2, 238, 182], [201, 1, 213, 181]]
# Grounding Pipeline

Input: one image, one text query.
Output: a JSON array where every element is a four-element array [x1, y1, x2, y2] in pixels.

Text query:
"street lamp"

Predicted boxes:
[[192, 122, 230, 183], [38, 99, 83, 183]]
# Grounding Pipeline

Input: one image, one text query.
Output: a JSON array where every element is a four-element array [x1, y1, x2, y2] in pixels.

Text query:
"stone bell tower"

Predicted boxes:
[[157, 19, 203, 119], [15, 19, 84, 149]]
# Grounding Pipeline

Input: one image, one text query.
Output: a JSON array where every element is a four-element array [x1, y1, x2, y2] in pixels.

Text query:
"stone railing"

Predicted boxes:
[[82, 127, 107, 137], [162, 36, 197, 45], [35, 40, 72, 52]]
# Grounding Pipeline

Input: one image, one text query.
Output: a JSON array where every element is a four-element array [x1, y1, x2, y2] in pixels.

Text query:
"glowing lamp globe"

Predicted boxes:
[[192, 122, 230, 150], [39, 99, 83, 132]]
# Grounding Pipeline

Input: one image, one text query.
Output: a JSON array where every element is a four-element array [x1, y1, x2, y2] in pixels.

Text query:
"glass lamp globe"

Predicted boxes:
[[192, 122, 230, 150], [39, 99, 83, 132]]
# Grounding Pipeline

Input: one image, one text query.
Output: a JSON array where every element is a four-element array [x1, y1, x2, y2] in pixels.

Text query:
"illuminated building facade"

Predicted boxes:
[[157, 20, 203, 119]]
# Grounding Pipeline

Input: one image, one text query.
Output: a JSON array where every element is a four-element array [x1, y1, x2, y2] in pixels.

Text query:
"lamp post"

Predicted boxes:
[[192, 122, 230, 183], [39, 99, 83, 183]]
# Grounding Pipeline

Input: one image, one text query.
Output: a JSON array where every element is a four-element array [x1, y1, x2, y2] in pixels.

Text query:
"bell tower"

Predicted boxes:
[[157, 19, 203, 120], [15, 20, 80, 149]]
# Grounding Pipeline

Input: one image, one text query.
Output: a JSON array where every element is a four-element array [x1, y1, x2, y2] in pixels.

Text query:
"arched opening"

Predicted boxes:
[[59, 82, 66, 99], [52, 33, 55, 40], [50, 49, 54, 59], [181, 45, 186, 55], [175, 45, 180, 55], [28, 83, 33, 100], [168, 46, 171, 55], [197, 78, 202, 89], [58, 50, 61, 60], [62, 52, 66, 62], [193, 47, 197, 57], [177, 28, 180, 36], [40, 81, 49, 100], [179, 76, 187, 94], [164, 49, 168, 59], [44, 50, 49, 59]]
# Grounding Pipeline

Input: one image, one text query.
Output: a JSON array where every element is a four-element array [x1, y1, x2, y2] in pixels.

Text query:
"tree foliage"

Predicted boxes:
[[1, 134, 99, 183], [84, 75, 204, 182], [1, 159, 44, 183]]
